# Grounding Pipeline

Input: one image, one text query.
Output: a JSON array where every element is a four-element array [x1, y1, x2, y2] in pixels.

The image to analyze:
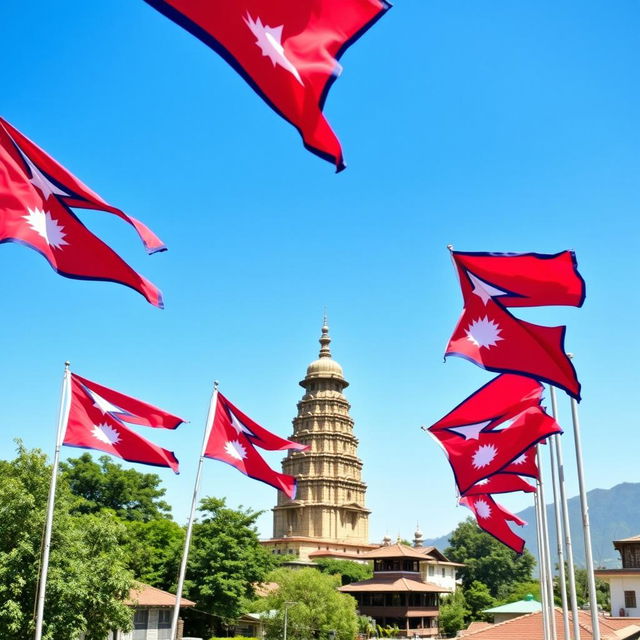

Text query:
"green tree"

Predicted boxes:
[[445, 519, 535, 598], [571, 568, 610, 611], [255, 567, 358, 640], [184, 497, 276, 635], [0, 444, 134, 639], [61, 453, 172, 521], [121, 518, 185, 591], [439, 589, 469, 638], [497, 580, 541, 605], [465, 580, 496, 621], [315, 557, 373, 585]]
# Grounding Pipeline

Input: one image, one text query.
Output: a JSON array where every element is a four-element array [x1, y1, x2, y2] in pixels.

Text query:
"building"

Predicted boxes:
[[458, 608, 640, 640], [481, 594, 541, 624], [412, 527, 463, 593], [339, 541, 457, 637], [116, 583, 195, 640], [262, 322, 377, 562], [597, 535, 640, 617]]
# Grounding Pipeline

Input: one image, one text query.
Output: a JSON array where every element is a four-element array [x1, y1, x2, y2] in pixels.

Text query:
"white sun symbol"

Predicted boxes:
[[244, 13, 303, 85], [224, 440, 248, 460], [512, 453, 527, 465], [91, 423, 121, 445], [465, 316, 504, 349], [475, 499, 492, 519], [23, 207, 69, 250], [472, 444, 497, 469]]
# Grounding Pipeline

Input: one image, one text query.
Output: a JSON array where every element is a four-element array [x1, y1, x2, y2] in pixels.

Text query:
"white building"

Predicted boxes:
[[596, 535, 640, 618]]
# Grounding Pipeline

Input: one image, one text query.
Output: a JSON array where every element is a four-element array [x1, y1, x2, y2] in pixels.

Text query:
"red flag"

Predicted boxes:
[[0, 119, 164, 307], [445, 251, 585, 400], [143, 0, 390, 171], [460, 494, 526, 553], [430, 405, 561, 494], [501, 447, 539, 478], [427, 375, 561, 494], [204, 392, 309, 498], [463, 474, 536, 497], [64, 374, 184, 472]]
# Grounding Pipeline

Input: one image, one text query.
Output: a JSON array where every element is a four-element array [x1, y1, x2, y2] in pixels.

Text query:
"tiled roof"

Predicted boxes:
[[458, 609, 640, 640], [614, 535, 640, 544], [254, 582, 279, 597], [359, 543, 434, 560], [460, 621, 492, 635], [338, 576, 449, 593], [127, 583, 195, 607]]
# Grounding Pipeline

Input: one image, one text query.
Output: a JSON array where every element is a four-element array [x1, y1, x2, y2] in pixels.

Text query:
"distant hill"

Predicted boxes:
[[424, 482, 640, 569]]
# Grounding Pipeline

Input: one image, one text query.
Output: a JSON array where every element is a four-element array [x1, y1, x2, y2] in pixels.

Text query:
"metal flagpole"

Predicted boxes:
[[170, 381, 219, 640], [568, 384, 600, 640], [34, 362, 71, 640], [549, 385, 571, 640], [535, 489, 552, 640], [537, 446, 558, 640], [551, 394, 582, 640]]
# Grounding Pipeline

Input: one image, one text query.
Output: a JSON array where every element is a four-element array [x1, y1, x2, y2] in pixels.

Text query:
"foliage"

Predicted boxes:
[[496, 580, 541, 605], [376, 624, 400, 638], [184, 497, 277, 636], [315, 557, 373, 585], [357, 615, 376, 638], [465, 580, 496, 621], [120, 518, 185, 591], [445, 519, 535, 598], [254, 567, 359, 640], [0, 444, 134, 640], [61, 453, 172, 521], [567, 567, 610, 610], [439, 589, 469, 638]]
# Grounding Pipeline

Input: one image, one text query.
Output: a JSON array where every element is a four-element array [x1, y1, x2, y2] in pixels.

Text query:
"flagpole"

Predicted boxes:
[[553, 427, 582, 639], [170, 381, 219, 640], [566, 368, 600, 640], [534, 489, 552, 640], [537, 446, 558, 640], [550, 387, 580, 640], [34, 362, 71, 640]]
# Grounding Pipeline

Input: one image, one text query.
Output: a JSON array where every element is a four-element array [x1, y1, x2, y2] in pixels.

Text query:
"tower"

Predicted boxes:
[[263, 321, 374, 561]]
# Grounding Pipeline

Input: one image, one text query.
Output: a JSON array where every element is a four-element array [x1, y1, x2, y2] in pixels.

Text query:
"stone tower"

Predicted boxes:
[[272, 321, 370, 545]]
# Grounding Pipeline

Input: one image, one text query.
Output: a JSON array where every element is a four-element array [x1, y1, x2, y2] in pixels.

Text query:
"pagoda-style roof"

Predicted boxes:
[[339, 576, 449, 594], [360, 543, 432, 561], [614, 535, 640, 545]]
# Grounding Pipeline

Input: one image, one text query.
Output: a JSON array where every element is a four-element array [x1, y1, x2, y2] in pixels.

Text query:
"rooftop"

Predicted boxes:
[[126, 583, 195, 608], [339, 576, 449, 594], [458, 609, 640, 639], [483, 595, 542, 615], [360, 543, 438, 561]]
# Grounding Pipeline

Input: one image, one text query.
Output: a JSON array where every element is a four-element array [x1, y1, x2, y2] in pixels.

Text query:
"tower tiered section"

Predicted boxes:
[[262, 322, 375, 562]]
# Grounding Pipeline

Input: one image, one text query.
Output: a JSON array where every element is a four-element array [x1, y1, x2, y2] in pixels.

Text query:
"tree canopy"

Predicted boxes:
[[183, 497, 277, 636], [255, 567, 359, 640], [60, 453, 172, 521], [314, 557, 373, 585], [445, 519, 535, 599], [0, 444, 134, 640]]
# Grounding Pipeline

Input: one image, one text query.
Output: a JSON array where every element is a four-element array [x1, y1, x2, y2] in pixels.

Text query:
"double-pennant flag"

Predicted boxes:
[[427, 374, 561, 495], [205, 391, 309, 498], [64, 373, 184, 472], [0, 118, 165, 307], [459, 494, 528, 554], [445, 251, 585, 400], [143, 0, 390, 171], [35, 366, 185, 639]]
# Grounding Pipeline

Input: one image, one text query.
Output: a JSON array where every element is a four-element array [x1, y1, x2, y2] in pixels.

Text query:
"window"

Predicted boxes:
[[625, 591, 637, 609], [429, 566, 434, 576], [134, 609, 149, 628], [442, 568, 446, 577], [158, 610, 171, 629]]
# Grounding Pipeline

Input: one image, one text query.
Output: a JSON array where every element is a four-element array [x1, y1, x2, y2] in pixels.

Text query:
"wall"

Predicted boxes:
[[609, 576, 640, 617]]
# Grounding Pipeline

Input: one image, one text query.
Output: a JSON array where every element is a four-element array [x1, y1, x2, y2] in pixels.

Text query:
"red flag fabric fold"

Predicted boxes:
[[204, 392, 309, 498], [445, 251, 585, 399], [142, 0, 390, 171], [427, 375, 561, 494], [462, 474, 536, 497], [460, 494, 526, 554], [64, 374, 182, 473], [0, 119, 164, 307]]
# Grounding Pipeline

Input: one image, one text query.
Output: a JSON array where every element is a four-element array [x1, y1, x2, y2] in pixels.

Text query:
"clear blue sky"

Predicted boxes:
[[1, 1, 638, 545]]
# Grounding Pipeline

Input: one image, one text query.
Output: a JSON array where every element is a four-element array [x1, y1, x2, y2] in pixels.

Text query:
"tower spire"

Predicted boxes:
[[319, 317, 332, 359]]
